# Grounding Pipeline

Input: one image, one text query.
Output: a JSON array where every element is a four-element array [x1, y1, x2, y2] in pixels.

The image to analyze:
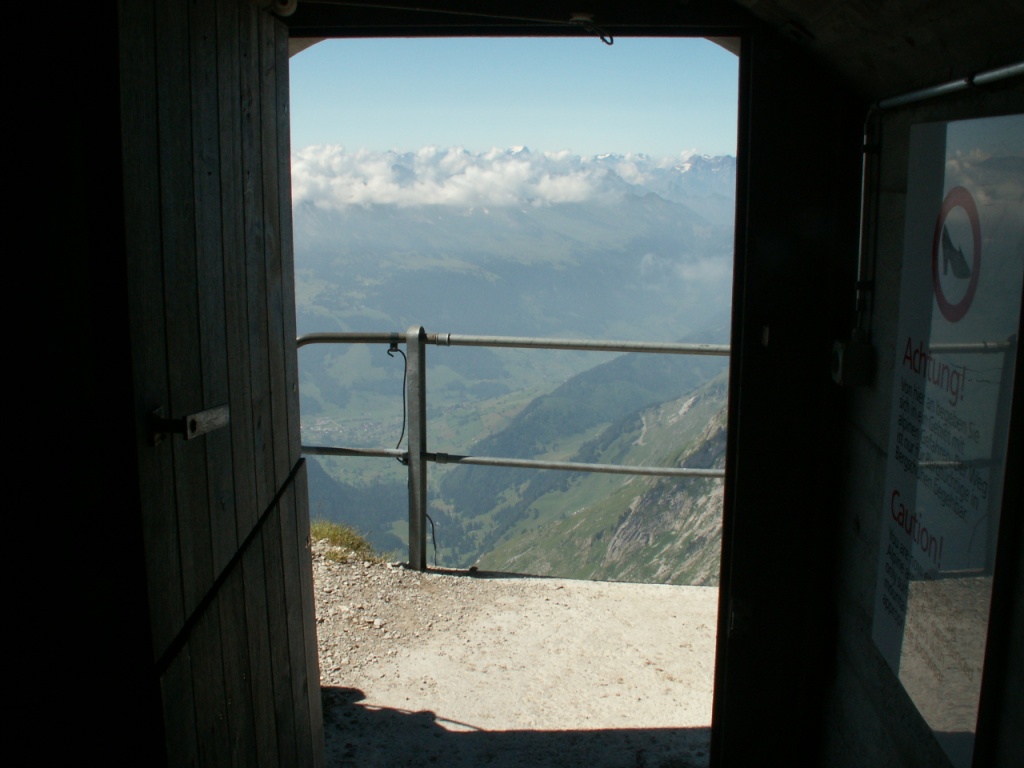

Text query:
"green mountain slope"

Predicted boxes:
[[476, 375, 728, 584], [305, 343, 730, 578], [433, 334, 728, 565]]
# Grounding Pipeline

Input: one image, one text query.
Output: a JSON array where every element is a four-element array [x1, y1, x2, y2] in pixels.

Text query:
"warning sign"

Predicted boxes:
[[931, 185, 981, 322], [872, 114, 1022, 768]]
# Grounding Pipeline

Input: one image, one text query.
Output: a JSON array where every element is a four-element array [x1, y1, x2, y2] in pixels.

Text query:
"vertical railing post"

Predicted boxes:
[[406, 325, 428, 570]]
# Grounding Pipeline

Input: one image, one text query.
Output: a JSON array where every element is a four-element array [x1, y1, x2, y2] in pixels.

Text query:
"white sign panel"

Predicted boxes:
[[872, 114, 1023, 768]]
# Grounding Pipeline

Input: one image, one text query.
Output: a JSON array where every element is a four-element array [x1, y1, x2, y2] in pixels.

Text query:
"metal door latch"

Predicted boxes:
[[150, 405, 230, 445]]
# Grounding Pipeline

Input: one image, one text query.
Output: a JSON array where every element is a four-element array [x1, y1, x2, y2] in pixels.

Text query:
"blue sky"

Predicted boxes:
[[289, 37, 738, 159]]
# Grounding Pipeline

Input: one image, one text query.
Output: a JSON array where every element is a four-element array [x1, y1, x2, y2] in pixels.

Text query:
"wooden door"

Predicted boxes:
[[119, 1, 323, 764]]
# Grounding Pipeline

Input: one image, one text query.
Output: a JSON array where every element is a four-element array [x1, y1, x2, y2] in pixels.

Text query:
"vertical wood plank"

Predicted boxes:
[[162, 643, 199, 766], [240, 0, 274, 514], [270, 15, 323, 760], [217, 0, 259, 541], [191, 597, 231, 767], [155, 0, 213, 617], [262, 501, 300, 763], [279, 478, 315, 762], [275, 18, 303, 472], [272, 15, 323, 761], [218, 565, 259, 767], [293, 463, 327, 765], [158, 7, 225, 763], [187, 0, 234, 726], [217, 3, 262, 761], [243, 529, 281, 767], [119, 0, 184, 660], [259, 9, 290, 489], [191, 0, 237, 577], [272, 13, 324, 763]]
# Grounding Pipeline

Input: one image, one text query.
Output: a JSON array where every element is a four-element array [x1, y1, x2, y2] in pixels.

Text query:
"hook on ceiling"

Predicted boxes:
[[570, 13, 614, 45]]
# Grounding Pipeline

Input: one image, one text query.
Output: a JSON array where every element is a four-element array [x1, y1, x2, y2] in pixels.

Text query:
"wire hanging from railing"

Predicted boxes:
[[387, 342, 437, 565], [387, 342, 409, 463]]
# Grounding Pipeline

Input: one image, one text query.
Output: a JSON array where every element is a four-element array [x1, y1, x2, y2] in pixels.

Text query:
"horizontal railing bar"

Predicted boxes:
[[302, 445, 407, 459], [298, 445, 724, 478], [297, 331, 730, 356], [428, 333, 730, 355], [298, 332, 406, 348], [928, 340, 1014, 354], [295, 332, 1014, 357], [917, 458, 997, 469], [429, 452, 724, 477]]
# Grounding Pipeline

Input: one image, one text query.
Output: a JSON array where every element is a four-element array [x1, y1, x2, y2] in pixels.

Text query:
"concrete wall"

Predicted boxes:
[[823, 81, 1022, 767]]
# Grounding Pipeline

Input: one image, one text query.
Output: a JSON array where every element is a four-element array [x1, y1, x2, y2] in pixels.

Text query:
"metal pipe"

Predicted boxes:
[[297, 330, 730, 355], [429, 333, 730, 356], [429, 452, 724, 478], [928, 340, 1014, 354], [301, 446, 407, 459], [297, 331, 405, 348], [877, 61, 1024, 109], [918, 458, 995, 470], [298, 444, 725, 478], [853, 105, 880, 341], [973, 61, 1024, 86], [406, 326, 429, 571]]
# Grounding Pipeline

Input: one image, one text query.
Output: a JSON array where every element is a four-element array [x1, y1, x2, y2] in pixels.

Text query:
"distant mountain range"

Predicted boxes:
[[293, 151, 736, 340], [292, 145, 736, 216]]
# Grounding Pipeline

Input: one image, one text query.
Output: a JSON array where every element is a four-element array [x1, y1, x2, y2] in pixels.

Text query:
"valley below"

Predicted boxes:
[[295, 147, 735, 586]]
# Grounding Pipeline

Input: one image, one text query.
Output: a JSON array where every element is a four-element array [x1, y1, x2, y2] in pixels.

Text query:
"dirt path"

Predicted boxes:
[[314, 541, 719, 767]]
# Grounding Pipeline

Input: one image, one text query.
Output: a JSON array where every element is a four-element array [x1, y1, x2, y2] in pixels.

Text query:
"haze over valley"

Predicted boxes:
[[294, 145, 735, 582]]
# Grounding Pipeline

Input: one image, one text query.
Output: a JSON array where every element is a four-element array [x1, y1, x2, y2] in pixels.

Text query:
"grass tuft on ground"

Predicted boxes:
[[310, 518, 384, 562]]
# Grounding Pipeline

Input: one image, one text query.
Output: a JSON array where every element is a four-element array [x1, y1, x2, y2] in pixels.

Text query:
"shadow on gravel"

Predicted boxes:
[[322, 686, 711, 768]]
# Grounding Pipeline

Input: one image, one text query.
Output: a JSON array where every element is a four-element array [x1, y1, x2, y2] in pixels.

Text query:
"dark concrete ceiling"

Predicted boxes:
[[732, 0, 1024, 101], [284, 0, 1024, 102]]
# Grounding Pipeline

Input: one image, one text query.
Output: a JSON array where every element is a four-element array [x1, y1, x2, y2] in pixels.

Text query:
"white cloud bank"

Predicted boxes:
[[291, 145, 706, 210]]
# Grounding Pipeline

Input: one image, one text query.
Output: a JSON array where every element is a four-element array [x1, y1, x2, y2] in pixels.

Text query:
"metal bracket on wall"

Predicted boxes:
[[150, 405, 230, 446]]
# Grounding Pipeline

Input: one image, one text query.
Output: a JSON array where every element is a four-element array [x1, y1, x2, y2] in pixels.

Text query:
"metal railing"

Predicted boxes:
[[298, 326, 731, 569]]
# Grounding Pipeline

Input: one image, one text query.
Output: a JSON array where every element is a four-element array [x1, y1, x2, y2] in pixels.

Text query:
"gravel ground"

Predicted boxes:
[[313, 540, 719, 768]]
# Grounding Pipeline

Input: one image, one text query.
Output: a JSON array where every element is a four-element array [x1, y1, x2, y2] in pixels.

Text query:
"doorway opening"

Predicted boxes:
[[290, 35, 739, 766]]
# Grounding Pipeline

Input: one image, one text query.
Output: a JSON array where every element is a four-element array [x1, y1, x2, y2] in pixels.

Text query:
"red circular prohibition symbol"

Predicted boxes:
[[932, 185, 981, 323]]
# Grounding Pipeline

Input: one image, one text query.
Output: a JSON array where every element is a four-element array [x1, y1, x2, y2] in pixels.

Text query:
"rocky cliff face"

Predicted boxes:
[[597, 409, 726, 585], [478, 379, 728, 586]]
